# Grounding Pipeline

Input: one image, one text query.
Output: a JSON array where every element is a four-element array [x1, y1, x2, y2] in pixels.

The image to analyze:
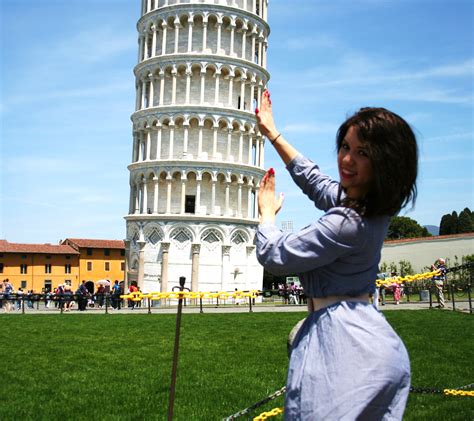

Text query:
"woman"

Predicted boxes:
[[255, 90, 417, 420]]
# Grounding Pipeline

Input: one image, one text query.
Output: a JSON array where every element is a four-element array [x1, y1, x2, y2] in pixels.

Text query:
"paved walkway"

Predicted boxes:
[[2, 300, 472, 315]]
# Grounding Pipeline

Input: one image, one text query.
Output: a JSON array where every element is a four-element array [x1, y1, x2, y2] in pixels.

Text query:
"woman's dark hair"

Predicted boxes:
[[336, 107, 418, 217]]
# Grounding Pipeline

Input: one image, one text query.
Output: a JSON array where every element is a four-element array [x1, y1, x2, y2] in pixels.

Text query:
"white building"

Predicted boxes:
[[381, 233, 474, 274], [125, 0, 270, 294]]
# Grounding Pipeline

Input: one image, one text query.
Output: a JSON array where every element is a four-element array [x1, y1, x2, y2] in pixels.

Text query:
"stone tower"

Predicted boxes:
[[125, 0, 270, 294]]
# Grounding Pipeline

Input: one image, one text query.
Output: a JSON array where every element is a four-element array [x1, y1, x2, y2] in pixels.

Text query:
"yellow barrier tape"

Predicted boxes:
[[253, 407, 284, 420], [376, 269, 441, 287], [444, 389, 474, 397], [121, 290, 259, 301], [120, 268, 442, 300]]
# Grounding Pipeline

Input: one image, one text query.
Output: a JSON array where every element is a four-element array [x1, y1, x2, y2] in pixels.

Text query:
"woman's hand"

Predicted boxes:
[[256, 90, 279, 141], [258, 167, 284, 224]]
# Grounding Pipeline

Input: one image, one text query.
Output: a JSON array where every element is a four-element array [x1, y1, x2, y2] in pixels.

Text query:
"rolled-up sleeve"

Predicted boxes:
[[256, 208, 365, 276], [287, 154, 341, 211]]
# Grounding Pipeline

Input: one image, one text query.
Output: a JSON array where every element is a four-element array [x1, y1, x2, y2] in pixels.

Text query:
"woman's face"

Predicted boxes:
[[338, 126, 374, 199]]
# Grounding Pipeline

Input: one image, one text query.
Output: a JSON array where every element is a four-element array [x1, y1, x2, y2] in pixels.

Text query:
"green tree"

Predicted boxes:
[[398, 260, 414, 277], [458, 208, 473, 233], [386, 216, 431, 240], [439, 212, 457, 235]]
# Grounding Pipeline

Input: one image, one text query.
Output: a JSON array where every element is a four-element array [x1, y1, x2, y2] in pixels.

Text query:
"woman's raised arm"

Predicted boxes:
[[255, 90, 299, 166]]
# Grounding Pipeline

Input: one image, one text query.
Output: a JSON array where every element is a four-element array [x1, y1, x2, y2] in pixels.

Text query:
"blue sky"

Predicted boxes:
[[1, 0, 473, 244]]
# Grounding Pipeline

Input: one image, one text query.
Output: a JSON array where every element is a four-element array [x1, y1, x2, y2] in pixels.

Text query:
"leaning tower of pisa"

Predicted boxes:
[[124, 0, 270, 294]]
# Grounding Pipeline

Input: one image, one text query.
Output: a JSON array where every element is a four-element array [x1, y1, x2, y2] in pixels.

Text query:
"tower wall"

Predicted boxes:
[[125, 0, 270, 293]]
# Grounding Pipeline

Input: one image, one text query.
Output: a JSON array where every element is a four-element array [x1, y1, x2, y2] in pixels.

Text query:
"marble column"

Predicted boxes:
[[160, 242, 170, 292], [191, 243, 200, 292], [137, 239, 147, 290], [221, 245, 232, 291]]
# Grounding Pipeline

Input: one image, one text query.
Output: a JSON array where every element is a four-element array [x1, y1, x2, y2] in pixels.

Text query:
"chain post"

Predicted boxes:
[[469, 270, 473, 314], [450, 283, 456, 311], [168, 276, 188, 421]]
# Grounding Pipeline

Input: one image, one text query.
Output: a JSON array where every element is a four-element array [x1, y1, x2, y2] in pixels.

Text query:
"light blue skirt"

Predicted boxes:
[[285, 302, 411, 420]]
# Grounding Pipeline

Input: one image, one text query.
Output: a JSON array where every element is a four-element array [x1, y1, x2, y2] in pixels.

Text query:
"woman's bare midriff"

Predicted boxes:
[[309, 294, 370, 312]]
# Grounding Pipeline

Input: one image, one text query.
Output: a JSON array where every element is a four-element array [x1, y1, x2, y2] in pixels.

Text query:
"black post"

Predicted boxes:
[[406, 287, 410, 303], [105, 293, 109, 314], [148, 297, 151, 314], [168, 276, 186, 421], [429, 287, 433, 309], [60, 294, 64, 314], [468, 282, 472, 314], [249, 293, 253, 313], [199, 297, 203, 314], [450, 284, 456, 311], [22, 294, 25, 314]]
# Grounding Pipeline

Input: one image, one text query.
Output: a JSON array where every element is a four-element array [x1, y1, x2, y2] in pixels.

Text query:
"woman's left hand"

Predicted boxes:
[[258, 168, 284, 224]]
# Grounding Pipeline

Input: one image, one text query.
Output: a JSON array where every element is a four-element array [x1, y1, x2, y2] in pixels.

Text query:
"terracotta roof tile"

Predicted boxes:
[[62, 238, 125, 249], [0, 240, 79, 254], [384, 232, 474, 245]]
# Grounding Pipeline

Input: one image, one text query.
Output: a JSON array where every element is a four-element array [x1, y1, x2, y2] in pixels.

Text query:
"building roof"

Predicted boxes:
[[384, 232, 474, 246], [0, 240, 79, 255], [62, 238, 125, 250]]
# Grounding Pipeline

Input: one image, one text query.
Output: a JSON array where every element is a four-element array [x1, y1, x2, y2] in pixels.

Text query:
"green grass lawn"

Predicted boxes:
[[1, 310, 472, 420]]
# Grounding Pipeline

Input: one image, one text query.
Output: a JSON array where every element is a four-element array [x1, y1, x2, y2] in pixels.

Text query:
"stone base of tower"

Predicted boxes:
[[125, 220, 263, 295]]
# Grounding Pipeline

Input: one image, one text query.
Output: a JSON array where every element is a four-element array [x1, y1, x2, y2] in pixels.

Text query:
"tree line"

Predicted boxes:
[[439, 207, 473, 235]]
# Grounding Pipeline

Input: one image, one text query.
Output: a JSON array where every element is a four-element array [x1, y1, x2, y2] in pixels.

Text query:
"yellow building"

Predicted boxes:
[[61, 238, 125, 292], [0, 240, 80, 292]]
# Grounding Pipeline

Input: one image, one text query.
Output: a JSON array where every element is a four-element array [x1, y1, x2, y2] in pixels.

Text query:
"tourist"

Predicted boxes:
[[431, 258, 447, 308], [2, 279, 14, 313], [111, 280, 122, 310], [255, 90, 417, 419], [391, 271, 402, 305]]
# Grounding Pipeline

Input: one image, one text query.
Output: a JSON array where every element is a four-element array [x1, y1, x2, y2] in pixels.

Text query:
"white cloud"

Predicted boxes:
[[423, 132, 473, 143], [420, 154, 473, 164], [281, 122, 337, 134]]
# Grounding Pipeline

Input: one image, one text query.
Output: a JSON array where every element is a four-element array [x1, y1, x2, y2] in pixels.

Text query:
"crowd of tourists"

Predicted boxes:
[[0, 279, 136, 312]]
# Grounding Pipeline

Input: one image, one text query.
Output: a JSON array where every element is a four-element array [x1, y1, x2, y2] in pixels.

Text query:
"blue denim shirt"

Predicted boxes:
[[256, 154, 390, 298]]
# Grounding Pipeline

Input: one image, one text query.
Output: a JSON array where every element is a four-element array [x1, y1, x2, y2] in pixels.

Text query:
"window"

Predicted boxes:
[[87, 248, 93, 256], [87, 262, 92, 271], [105, 262, 110, 271], [44, 280, 52, 293], [0, 263, 3, 273], [185, 195, 196, 214], [65, 264, 71, 274], [121, 262, 125, 271], [21, 280, 27, 289], [104, 249, 110, 256], [65, 255, 71, 260], [22, 254, 27, 259], [46, 255, 51, 259], [20, 264, 28, 274], [45, 264, 52, 274], [120, 249, 125, 256]]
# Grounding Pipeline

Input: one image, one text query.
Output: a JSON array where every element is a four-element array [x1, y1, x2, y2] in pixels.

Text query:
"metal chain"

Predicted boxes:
[[253, 407, 284, 420], [225, 380, 474, 420], [222, 387, 286, 421]]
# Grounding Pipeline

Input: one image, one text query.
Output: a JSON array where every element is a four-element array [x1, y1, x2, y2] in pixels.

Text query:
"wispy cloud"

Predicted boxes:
[[3, 156, 93, 174], [420, 154, 473, 164], [276, 53, 473, 104], [423, 132, 473, 143], [281, 122, 338, 134]]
